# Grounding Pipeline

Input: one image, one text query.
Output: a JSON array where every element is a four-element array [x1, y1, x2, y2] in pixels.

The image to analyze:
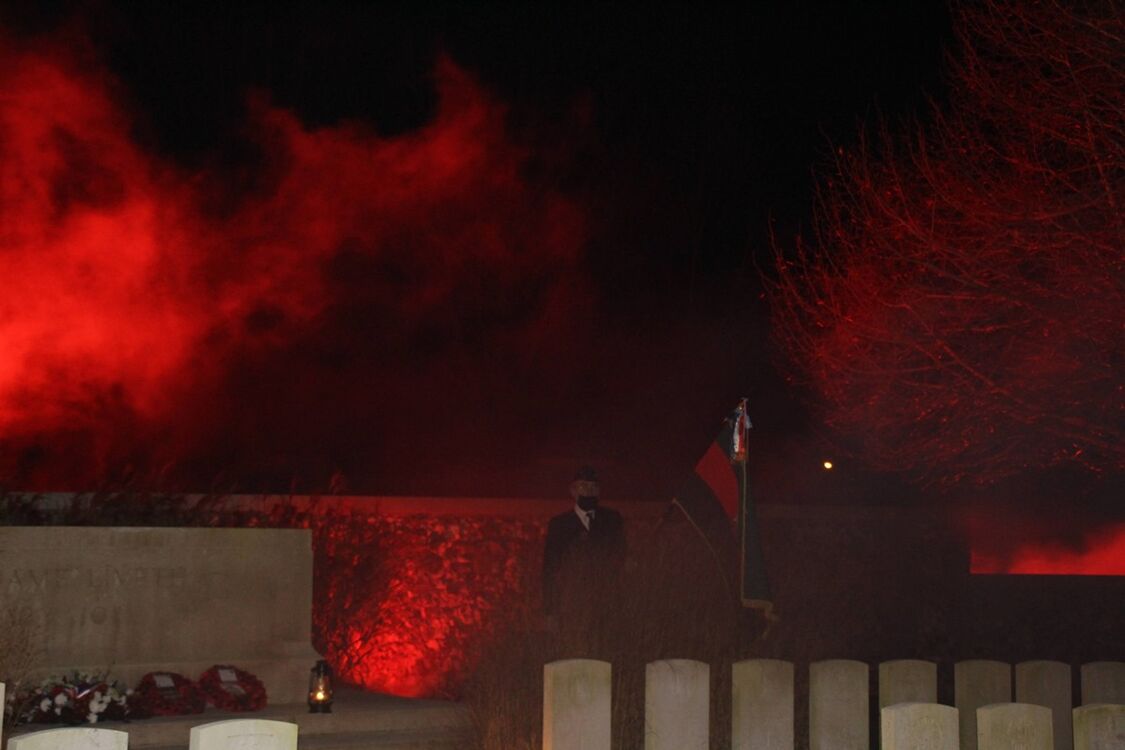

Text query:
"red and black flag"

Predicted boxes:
[[671, 398, 772, 613]]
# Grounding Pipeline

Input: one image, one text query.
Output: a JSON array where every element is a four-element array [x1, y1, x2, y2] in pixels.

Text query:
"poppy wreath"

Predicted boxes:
[[197, 665, 267, 712], [131, 672, 205, 717]]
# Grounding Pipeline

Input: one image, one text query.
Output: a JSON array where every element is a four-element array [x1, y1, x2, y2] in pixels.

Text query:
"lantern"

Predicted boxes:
[[308, 660, 334, 713]]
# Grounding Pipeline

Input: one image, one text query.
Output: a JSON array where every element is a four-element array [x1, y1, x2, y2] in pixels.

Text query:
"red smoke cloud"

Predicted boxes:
[[0, 36, 589, 489]]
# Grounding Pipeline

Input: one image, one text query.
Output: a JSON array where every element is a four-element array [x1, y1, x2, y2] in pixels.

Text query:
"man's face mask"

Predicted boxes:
[[571, 480, 600, 511]]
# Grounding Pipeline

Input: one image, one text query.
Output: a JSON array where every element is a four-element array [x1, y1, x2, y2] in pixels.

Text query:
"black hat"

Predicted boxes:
[[574, 465, 598, 482]]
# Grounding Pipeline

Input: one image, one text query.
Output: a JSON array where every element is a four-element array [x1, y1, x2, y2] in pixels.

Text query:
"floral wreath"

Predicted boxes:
[[130, 672, 205, 717], [197, 665, 267, 712], [14, 671, 130, 725]]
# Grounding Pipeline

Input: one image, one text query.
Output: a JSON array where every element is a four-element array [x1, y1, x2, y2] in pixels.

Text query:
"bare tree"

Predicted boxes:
[[769, 0, 1124, 486]]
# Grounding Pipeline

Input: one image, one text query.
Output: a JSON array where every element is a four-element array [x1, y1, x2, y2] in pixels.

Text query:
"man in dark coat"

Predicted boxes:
[[542, 466, 626, 625]]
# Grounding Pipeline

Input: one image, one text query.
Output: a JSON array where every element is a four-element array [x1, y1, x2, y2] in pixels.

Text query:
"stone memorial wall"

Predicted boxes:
[[0, 527, 319, 703]]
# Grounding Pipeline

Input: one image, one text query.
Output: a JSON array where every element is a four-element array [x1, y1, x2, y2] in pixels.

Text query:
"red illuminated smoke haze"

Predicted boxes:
[[0, 40, 588, 488]]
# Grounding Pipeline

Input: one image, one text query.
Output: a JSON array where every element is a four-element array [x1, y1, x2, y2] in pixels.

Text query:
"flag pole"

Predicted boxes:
[[735, 398, 777, 625]]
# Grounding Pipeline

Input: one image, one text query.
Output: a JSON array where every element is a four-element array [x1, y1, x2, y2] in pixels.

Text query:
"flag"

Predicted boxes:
[[671, 398, 772, 613]]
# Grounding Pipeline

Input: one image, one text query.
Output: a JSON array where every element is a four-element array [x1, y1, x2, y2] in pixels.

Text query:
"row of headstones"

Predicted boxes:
[[543, 658, 1125, 750], [6, 719, 298, 750]]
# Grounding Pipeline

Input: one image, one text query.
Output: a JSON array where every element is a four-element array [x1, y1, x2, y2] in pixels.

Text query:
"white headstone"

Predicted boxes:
[[1016, 661, 1072, 750], [977, 703, 1053, 750], [543, 659, 611, 750], [188, 719, 298, 750], [1080, 662, 1125, 706], [881, 702, 958, 750], [8, 728, 129, 750], [880, 660, 938, 708], [957, 660, 1012, 750], [732, 659, 794, 750], [810, 659, 869, 750], [645, 659, 709, 750], [1072, 704, 1125, 750]]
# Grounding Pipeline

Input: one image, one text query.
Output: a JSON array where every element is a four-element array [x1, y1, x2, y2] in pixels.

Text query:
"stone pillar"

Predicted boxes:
[[881, 703, 958, 750], [733, 659, 794, 750], [956, 660, 1012, 750], [977, 703, 1053, 750], [189, 719, 299, 750], [879, 660, 938, 708], [543, 659, 612, 750], [1072, 704, 1125, 750], [645, 659, 709, 750], [1080, 661, 1125, 705], [8, 728, 128, 750], [1016, 661, 1072, 750], [810, 659, 869, 750]]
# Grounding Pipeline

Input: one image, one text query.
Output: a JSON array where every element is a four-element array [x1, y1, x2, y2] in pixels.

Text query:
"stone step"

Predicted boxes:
[[298, 728, 469, 750], [144, 728, 470, 750]]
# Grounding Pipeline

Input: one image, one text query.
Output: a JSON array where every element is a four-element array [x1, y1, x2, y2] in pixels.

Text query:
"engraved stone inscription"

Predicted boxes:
[[0, 527, 314, 682]]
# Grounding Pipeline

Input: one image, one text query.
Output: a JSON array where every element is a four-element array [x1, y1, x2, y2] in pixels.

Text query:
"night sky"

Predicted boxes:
[[0, 1, 955, 499]]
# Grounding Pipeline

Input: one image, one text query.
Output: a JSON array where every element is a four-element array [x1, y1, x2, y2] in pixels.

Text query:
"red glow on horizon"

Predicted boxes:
[[971, 522, 1125, 576]]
